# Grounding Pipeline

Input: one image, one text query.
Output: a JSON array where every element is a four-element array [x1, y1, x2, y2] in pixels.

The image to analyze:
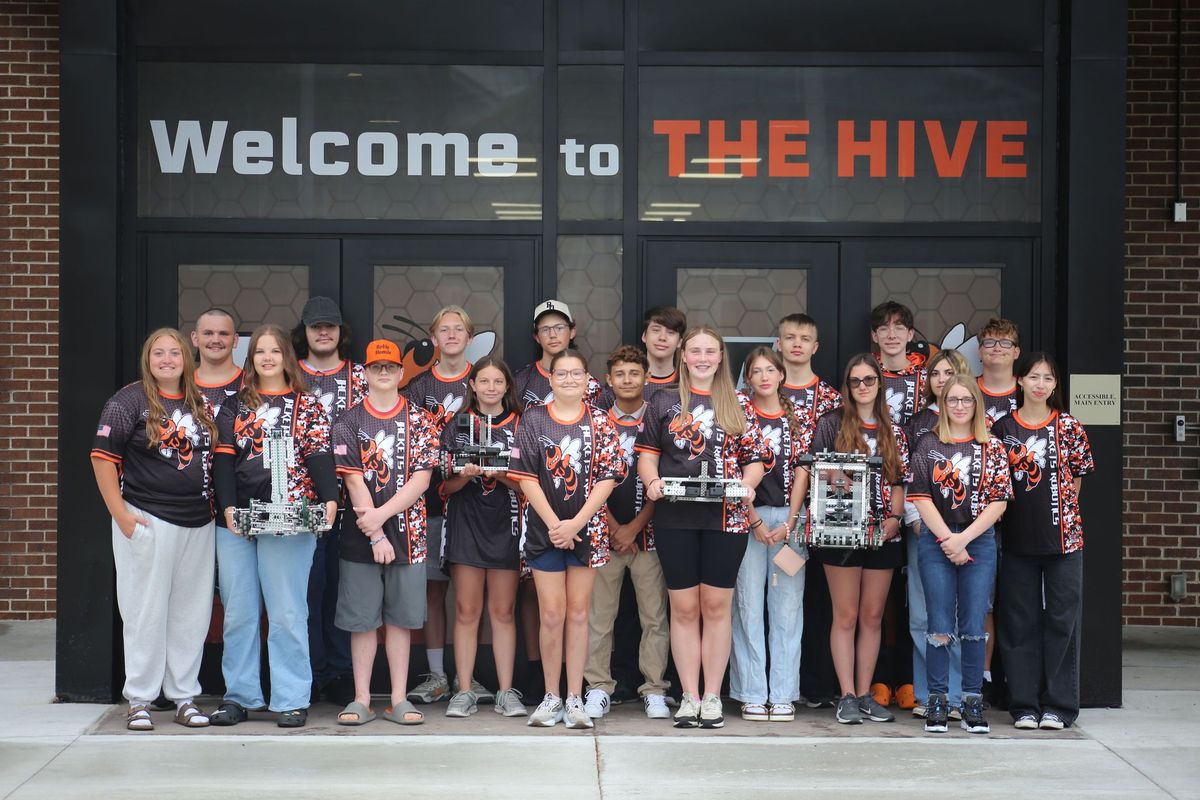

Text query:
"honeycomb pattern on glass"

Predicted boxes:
[[556, 236, 623, 377], [870, 267, 1002, 344], [373, 266, 505, 359], [178, 264, 309, 332], [677, 268, 808, 338]]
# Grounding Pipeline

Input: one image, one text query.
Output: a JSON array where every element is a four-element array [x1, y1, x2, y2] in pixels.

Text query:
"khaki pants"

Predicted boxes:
[[584, 548, 670, 696]]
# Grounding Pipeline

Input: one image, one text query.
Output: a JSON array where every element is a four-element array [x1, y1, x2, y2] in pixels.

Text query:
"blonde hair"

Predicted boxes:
[[240, 324, 309, 409], [140, 328, 216, 446], [678, 326, 746, 437], [430, 305, 475, 337], [923, 348, 972, 406], [934, 375, 990, 444]]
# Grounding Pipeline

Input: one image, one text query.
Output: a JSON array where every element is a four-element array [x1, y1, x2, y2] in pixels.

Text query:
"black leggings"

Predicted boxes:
[[654, 528, 748, 590]]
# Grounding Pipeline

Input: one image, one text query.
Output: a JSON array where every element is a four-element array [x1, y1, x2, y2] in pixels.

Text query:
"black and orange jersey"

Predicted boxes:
[[744, 397, 808, 509], [781, 376, 843, 423], [300, 360, 367, 425], [907, 431, 1013, 527], [216, 389, 331, 507], [196, 369, 243, 421], [509, 403, 627, 567], [876, 352, 927, 426], [977, 377, 1019, 429], [513, 361, 603, 410], [332, 396, 440, 565], [440, 410, 522, 569], [606, 409, 654, 551], [810, 408, 911, 519], [635, 388, 769, 535], [403, 361, 471, 518], [596, 370, 680, 411], [91, 383, 218, 527], [992, 411, 1095, 555], [908, 404, 941, 445]]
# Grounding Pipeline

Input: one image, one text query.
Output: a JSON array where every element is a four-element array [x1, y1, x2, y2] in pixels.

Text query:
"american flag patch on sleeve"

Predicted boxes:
[[96, 424, 111, 437], [510, 446, 520, 459], [334, 444, 348, 455]]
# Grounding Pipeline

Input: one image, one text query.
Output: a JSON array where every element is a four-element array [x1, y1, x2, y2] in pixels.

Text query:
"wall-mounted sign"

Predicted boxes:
[[1070, 374, 1121, 426]]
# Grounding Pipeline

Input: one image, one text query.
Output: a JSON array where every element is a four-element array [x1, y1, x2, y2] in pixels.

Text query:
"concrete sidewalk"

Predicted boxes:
[[1, 620, 1197, 799]]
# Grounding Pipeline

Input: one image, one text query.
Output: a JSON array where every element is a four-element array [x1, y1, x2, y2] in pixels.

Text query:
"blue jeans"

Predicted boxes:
[[217, 526, 317, 712], [906, 527, 961, 705], [918, 525, 996, 698], [730, 505, 806, 705]]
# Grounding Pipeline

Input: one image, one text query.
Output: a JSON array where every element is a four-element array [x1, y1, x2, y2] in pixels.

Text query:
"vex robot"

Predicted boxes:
[[443, 412, 513, 474], [232, 428, 331, 536], [661, 461, 750, 503], [797, 451, 885, 549]]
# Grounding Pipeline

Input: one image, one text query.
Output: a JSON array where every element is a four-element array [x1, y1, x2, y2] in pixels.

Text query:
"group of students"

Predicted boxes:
[[92, 293, 1093, 736]]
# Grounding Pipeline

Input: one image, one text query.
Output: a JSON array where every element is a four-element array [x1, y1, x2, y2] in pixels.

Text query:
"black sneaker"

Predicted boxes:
[[924, 693, 949, 733], [805, 696, 835, 709], [835, 693, 862, 725], [960, 694, 990, 734]]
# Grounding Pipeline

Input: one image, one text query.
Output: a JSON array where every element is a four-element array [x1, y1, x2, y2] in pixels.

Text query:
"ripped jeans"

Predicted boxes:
[[917, 525, 996, 697]]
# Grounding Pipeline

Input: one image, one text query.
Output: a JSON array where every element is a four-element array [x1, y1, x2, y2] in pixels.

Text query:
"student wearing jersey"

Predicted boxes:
[[908, 375, 1012, 734], [583, 347, 671, 722], [798, 354, 910, 726], [510, 349, 626, 730], [902, 348, 971, 719], [92, 328, 220, 731], [291, 296, 366, 707], [596, 306, 687, 410], [730, 347, 811, 723], [440, 357, 528, 720], [402, 306, 482, 707], [977, 318, 1021, 428], [637, 326, 768, 730], [191, 308, 242, 417], [513, 300, 603, 408], [870, 301, 927, 427], [330, 339, 439, 727], [209, 324, 339, 729], [992, 353, 1094, 731]]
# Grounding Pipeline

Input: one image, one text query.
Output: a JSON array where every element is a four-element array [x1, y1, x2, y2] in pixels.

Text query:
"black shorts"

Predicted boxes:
[[653, 527, 748, 590], [809, 538, 905, 570]]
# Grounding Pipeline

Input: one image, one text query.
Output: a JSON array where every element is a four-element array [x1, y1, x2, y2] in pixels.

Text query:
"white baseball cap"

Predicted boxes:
[[533, 299, 573, 324]]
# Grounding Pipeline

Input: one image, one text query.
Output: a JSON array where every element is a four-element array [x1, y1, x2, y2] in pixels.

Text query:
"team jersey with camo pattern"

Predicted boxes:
[[907, 432, 1013, 527], [196, 369, 243, 421], [635, 388, 769, 535], [876, 353, 927, 426], [607, 409, 655, 551], [513, 361, 603, 410], [440, 410, 522, 570], [810, 408, 911, 520], [300, 360, 367, 424], [977, 378, 1019, 429], [781, 376, 843, 424], [991, 411, 1095, 555], [509, 403, 627, 567], [742, 397, 809, 509], [908, 404, 942, 445], [596, 370, 680, 411], [332, 396, 440, 565], [216, 389, 331, 507], [403, 362, 472, 518], [91, 383, 219, 527]]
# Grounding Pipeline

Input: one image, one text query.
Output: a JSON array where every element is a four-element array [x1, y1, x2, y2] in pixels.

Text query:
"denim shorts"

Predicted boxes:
[[527, 547, 588, 572]]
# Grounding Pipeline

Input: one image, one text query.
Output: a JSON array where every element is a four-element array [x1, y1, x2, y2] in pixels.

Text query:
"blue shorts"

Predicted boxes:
[[527, 548, 588, 572]]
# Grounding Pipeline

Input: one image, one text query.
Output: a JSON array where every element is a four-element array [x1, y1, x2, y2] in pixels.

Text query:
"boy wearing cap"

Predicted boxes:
[[291, 296, 367, 707], [331, 339, 440, 726], [513, 300, 603, 410]]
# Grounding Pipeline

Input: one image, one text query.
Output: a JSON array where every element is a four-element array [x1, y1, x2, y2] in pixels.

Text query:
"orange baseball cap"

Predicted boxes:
[[365, 339, 402, 366]]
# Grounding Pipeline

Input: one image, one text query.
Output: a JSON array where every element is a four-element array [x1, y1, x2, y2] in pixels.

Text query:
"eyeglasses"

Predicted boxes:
[[552, 369, 586, 381], [367, 363, 400, 374], [538, 324, 569, 336], [848, 376, 879, 388], [981, 338, 1016, 350], [944, 396, 976, 407]]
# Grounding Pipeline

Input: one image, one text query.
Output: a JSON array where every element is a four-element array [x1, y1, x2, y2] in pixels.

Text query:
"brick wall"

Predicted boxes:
[[1125, 0, 1200, 626], [0, 1, 59, 619]]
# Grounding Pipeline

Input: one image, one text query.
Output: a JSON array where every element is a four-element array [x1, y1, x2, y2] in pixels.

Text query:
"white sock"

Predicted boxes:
[[983, 670, 993, 683], [428, 648, 445, 677]]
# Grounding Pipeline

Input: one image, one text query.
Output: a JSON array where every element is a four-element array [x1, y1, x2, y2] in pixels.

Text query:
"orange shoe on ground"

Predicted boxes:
[[895, 683, 917, 709], [870, 683, 893, 707]]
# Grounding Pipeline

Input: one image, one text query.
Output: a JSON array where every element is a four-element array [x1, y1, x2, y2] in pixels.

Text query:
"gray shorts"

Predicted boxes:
[[426, 516, 449, 582], [335, 559, 427, 632]]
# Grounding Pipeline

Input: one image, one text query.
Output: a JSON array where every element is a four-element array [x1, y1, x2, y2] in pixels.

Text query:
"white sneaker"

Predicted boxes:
[[700, 693, 725, 729], [674, 693, 701, 728], [583, 688, 611, 719], [644, 694, 671, 719], [527, 693, 564, 727], [564, 694, 594, 729]]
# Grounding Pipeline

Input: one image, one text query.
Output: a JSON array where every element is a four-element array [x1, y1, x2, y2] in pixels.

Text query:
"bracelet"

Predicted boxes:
[[369, 536, 385, 547], [750, 519, 764, 530]]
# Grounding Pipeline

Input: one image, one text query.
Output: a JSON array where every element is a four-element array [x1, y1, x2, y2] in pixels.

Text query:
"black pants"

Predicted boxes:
[[997, 549, 1083, 724]]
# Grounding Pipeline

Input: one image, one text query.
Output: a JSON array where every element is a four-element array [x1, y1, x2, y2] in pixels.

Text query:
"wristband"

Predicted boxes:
[[369, 536, 385, 547], [750, 519, 764, 530]]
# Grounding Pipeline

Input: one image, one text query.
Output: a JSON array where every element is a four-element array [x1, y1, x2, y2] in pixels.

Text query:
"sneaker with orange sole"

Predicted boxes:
[[870, 683, 893, 708], [895, 684, 917, 710]]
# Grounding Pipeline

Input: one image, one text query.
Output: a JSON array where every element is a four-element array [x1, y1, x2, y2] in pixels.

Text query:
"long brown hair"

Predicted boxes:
[[240, 324, 310, 408], [742, 346, 803, 445], [140, 328, 217, 446], [922, 348, 972, 406], [934, 375, 990, 444], [678, 326, 746, 436], [463, 355, 520, 418], [835, 353, 903, 483]]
